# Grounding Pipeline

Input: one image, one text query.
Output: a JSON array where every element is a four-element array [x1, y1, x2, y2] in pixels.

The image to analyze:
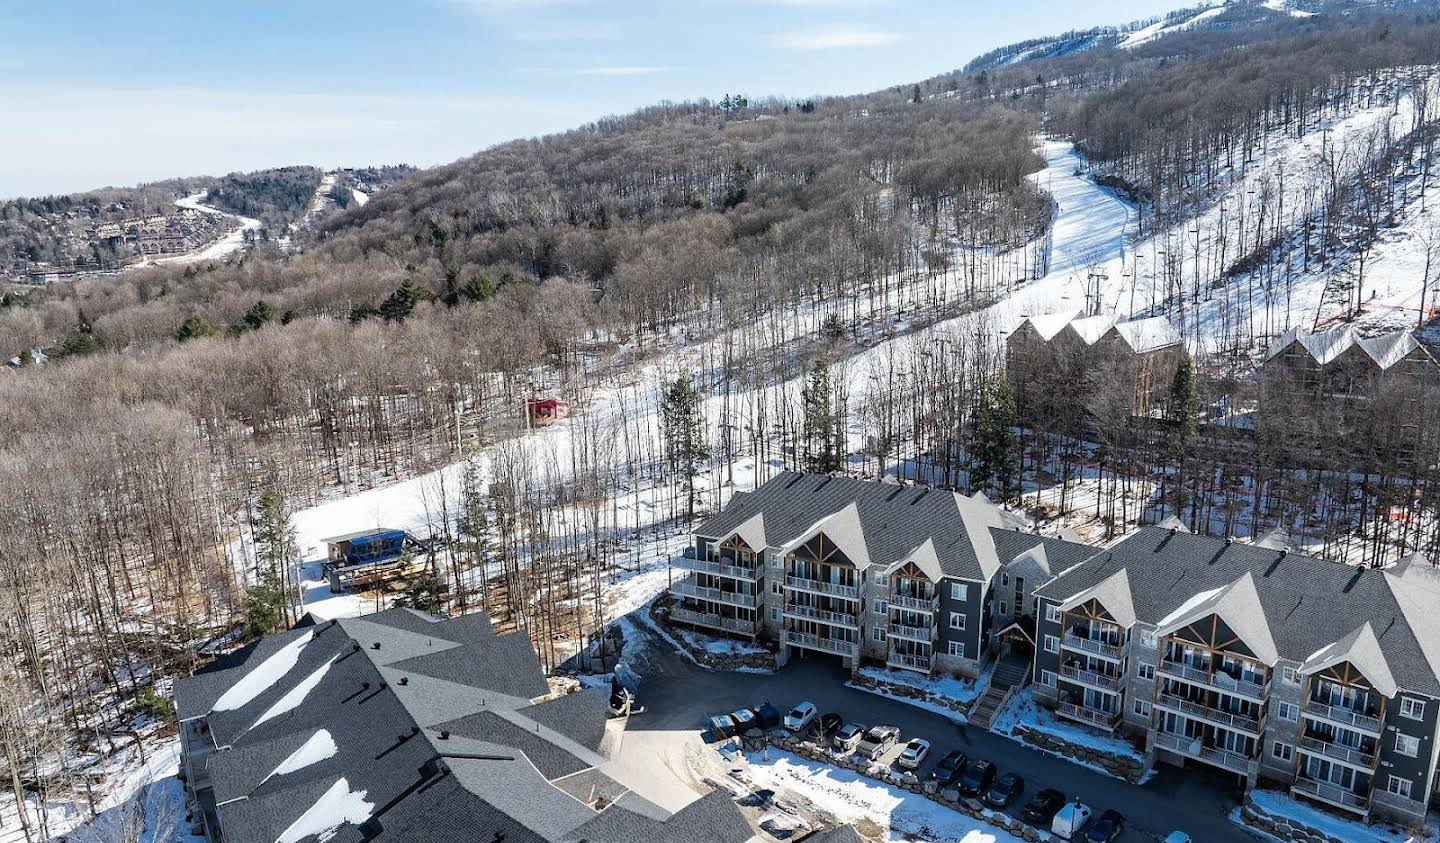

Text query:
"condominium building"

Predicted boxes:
[[672, 471, 1087, 677], [1033, 525, 1440, 826]]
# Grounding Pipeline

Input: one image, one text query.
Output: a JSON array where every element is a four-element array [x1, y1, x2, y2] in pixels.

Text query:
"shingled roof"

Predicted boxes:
[[175, 608, 756, 843], [1035, 527, 1440, 696], [695, 472, 1028, 582]]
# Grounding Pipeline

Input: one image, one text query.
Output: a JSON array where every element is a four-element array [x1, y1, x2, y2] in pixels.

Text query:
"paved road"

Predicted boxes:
[[623, 626, 1260, 842]]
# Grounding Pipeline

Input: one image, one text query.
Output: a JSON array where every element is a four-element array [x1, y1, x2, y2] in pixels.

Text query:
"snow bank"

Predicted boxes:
[[275, 777, 374, 843], [211, 632, 313, 713], [1241, 789, 1409, 843]]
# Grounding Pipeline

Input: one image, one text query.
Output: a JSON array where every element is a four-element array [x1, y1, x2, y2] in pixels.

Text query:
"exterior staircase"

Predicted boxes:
[[968, 655, 1031, 731]]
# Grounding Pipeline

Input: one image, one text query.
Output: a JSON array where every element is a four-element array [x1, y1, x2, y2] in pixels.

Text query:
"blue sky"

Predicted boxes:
[[0, 0, 1182, 198]]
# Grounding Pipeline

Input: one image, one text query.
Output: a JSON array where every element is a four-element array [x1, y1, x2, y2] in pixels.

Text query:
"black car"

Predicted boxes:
[[1022, 788, 1066, 826], [983, 772, 1025, 808], [818, 713, 844, 737], [956, 759, 997, 796], [930, 750, 968, 786], [752, 701, 782, 730], [1086, 809, 1125, 842]]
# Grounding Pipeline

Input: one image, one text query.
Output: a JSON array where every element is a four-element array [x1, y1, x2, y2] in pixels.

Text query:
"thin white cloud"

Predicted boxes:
[[574, 65, 670, 77], [776, 26, 902, 49]]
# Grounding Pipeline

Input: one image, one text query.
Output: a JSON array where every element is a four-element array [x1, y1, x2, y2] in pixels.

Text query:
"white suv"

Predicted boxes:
[[783, 701, 818, 731]]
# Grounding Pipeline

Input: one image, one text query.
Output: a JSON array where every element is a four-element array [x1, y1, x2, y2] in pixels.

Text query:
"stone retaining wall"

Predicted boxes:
[[1239, 794, 1352, 843], [651, 602, 779, 672], [847, 672, 972, 717], [764, 732, 1050, 841], [1014, 725, 1147, 784]]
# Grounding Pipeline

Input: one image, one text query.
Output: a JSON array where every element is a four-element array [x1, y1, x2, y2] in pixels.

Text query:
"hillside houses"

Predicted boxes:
[[1005, 311, 1184, 419], [1260, 325, 1440, 402]]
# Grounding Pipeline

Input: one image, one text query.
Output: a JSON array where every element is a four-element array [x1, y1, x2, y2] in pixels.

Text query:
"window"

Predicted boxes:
[[874, 574, 888, 588], [1387, 776, 1413, 799], [772, 581, 783, 595], [948, 641, 966, 658], [1272, 741, 1293, 762], [1002, 573, 1010, 587], [1140, 629, 1156, 647], [949, 612, 966, 631], [1401, 697, 1426, 720], [951, 582, 968, 601], [1133, 699, 1151, 717], [1138, 663, 1155, 681], [873, 600, 887, 616], [771, 608, 780, 621], [873, 627, 885, 642], [1041, 669, 1056, 687], [1282, 667, 1299, 685], [1045, 604, 1061, 623], [1044, 635, 1059, 654], [1395, 734, 1421, 758], [999, 602, 1008, 616], [770, 553, 782, 569], [1276, 702, 1298, 722]]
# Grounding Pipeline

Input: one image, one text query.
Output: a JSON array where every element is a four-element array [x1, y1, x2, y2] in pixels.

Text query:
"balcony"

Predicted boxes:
[[890, 593, 938, 612], [1297, 736, 1377, 770], [669, 607, 756, 637], [1059, 665, 1121, 693], [784, 630, 858, 658], [671, 576, 756, 608], [1154, 731, 1258, 777], [783, 604, 859, 629], [886, 652, 932, 673], [1153, 693, 1263, 736], [1062, 633, 1122, 661], [785, 575, 859, 600], [887, 622, 935, 643], [674, 555, 760, 581], [1158, 659, 1268, 702], [1056, 702, 1119, 732], [1292, 778, 1370, 816], [1303, 701, 1382, 736]]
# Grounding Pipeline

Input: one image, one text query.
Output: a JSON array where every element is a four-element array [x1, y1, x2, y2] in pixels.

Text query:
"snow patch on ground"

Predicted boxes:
[[1240, 788, 1411, 843], [990, 689, 1146, 780], [736, 748, 1037, 843], [212, 631, 313, 712], [275, 777, 374, 843], [671, 624, 770, 656]]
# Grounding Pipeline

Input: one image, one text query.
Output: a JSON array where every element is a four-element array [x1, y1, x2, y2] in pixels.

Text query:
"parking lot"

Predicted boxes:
[[624, 623, 1260, 842]]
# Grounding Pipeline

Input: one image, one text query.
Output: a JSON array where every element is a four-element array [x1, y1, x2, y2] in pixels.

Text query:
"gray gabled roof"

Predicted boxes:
[[1301, 623, 1398, 698], [1060, 568, 1136, 628], [696, 472, 1024, 582], [1154, 572, 1277, 665], [177, 608, 757, 843], [1034, 527, 1440, 696]]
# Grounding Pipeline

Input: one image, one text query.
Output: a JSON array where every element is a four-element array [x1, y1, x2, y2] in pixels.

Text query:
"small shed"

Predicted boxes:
[[322, 528, 428, 592], [525, 396, 570, 427]]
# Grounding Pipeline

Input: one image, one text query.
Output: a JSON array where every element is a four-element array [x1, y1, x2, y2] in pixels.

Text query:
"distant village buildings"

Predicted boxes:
[[1005, 311, 1184, 419]]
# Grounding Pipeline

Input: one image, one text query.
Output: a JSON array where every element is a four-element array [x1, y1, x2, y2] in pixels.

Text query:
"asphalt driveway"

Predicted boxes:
[[623, 625, 1260, 842]]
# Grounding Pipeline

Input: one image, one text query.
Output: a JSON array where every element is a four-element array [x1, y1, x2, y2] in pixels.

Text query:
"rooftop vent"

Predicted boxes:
[[439, 730, 450, 740], [371, 642, 382, 650], [399, 677, 409, 686]]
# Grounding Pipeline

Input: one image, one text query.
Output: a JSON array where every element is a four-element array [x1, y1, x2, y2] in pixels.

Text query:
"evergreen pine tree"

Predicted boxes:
[[175, 315, 218, 343], [660, 374, 709, 520], [253, 485, 299, 629], [801, 360, 842, 473], [1165, 353, 1198, 524], [380, 278, 432, 322], [242, 300, 275, 332], [971, 373, 1019, 502]]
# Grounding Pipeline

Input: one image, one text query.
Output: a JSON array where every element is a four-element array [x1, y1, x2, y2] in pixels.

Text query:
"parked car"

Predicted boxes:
[[957, 759, 997, 796], [855, 725, 901, 760], [1022, 788, 1066, 826], [930, 750, 968, 786], [818, 713, 843, 738], [895, 738, 930, 769], [1085, 809, 1124, 843], [1162, 834, 1192, 843], [832, 723, 866, 753], [983, 772, 1024, 808], [752, 701, 782, 729], [784, 702, 818, 732], [1051, 801, 1093, 840]]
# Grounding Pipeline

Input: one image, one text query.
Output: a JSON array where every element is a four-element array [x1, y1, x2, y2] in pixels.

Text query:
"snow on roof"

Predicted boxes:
[[728, 512, 767, 551], [265, 729, 339, 783], [1358, 331, 1425, 370], [250, 655, 338, 730], [1265, 325, 1430, 371], [274, 777, 375, 843], [212, 631, 314, 713], [1113, 316, 1182, 353], [1299, 622, 1398, 698], [1155, 572, 1278, 665], [1299, 325, 1356, 365], [1023, 311, 1080, 341], [1066, 314, 1117, 345], [1060, 568, 1136, 627]]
